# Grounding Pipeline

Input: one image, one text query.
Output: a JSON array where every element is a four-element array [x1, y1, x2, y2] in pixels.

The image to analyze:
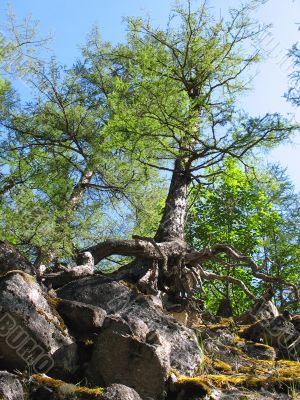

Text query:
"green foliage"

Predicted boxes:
[[187, 159, 300, 313]]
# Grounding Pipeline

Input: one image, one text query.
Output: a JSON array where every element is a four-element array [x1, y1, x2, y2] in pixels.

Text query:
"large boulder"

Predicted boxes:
[[0, 371, 24, 400], [57, 275, 202, 398], [88, 325, 169, 399], [0, 271, 78, 377]]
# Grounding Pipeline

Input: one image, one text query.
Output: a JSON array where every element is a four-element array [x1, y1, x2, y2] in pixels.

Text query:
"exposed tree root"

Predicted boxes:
[[83, 239, 299, 303]]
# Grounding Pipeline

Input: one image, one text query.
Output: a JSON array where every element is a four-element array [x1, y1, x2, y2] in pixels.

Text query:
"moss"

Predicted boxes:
[[0, 270, 36, 285], [188, 374, 298, 388], [176, 358, 300, 392], [252, 342, 274, 350], [234, 334, 246, 344], [212, 359, 233, 373], [46, 295, 61, 309], [37, 308, 67, 336], [32, 375, 104, 398], [44, 296, 67, 335], [195, 323, 230, 330]]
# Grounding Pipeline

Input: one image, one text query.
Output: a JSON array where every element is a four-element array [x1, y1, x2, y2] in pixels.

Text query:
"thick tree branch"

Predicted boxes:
[[85, 237, 186, 265]]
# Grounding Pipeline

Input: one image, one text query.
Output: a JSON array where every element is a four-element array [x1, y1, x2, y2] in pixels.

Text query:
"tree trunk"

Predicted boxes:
[[154, 158, 191, 243], [0, 241, 33, 275]]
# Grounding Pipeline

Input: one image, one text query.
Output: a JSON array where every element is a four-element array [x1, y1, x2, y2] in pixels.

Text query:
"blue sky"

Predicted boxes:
[[1, 0, 300, 189]]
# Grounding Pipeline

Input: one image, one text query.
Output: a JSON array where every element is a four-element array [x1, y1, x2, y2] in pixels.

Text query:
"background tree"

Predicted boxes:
[[187, 159, 300, 314], [0, 52, 166, 265]]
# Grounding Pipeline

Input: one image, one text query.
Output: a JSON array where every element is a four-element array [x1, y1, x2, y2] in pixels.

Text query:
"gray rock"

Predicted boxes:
[[57, 275, 202, 376], [0, 371, 24, 400], [102, 315, 134, 336], [101, 384, 142, 400], [56, 275, 132, 312], [56, 299, 107, 334], [88, 327, 169, 399], [0, 272, 78, 377], [30, 384, 55, 400]]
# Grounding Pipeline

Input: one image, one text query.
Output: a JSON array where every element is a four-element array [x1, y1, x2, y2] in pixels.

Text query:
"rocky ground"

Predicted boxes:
[[0, 242, 299, 400]]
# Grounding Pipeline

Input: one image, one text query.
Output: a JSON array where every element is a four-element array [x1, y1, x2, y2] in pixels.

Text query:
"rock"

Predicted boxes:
[[101, 384, 142, 400], [0, 241, 33, 275], [42, 271, 78, 289], [244, 342, 276, 361], [57, 275, 202, 399], [102, 314, 150, 342], [0, 272, 78, 377], [56, 299, 107, 334], [170, 310, 188, 326], [102, 315, 134, 336], [30, 385, 55, 400], [87, 327, 169, 400], [57, 275, 202, 376], [0, 371, 24, 400], [210, 389, 290, 399], [56, 275, 133, 312], [240, 313, 299, 360]]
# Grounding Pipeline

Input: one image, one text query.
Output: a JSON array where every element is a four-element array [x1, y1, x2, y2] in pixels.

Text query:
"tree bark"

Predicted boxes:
[[154, 158, 191, 243], [69, 167, 94, 213], [0, 241, 34, 275]]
